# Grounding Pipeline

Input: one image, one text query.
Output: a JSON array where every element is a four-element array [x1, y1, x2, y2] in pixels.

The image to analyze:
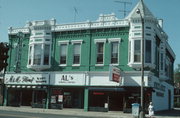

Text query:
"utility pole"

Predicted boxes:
[[114, 0, 132, 18], [136, 7, 145, 118]]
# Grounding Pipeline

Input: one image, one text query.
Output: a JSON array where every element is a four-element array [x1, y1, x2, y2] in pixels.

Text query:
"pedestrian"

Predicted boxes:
[[148, 102, 154, 118]]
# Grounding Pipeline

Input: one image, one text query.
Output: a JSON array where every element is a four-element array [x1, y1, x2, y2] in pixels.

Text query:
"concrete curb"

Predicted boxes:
[[0, 106, 133, 118]]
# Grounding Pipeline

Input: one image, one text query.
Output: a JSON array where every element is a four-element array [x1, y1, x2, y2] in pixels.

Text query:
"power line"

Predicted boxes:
[[74, 7, 78, 22]]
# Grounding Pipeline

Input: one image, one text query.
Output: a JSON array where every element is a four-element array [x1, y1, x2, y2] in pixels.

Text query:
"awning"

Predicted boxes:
[[6, 85, 47, 89], [88, 87, 125, 92]]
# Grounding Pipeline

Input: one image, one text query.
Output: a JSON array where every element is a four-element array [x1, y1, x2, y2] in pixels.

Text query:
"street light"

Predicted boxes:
[[136, 8, 145, 118]]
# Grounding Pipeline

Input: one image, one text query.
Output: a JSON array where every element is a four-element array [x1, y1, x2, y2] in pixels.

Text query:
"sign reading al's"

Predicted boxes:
[[50, 73, 85, 86]]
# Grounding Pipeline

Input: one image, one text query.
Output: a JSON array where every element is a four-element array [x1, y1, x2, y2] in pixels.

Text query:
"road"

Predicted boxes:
[[0, 110, 96, 118]]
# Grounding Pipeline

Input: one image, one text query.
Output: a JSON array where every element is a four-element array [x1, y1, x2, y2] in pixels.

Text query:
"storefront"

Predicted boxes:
[[89, 87, 125, 111], [4, 73, 49, 108], [49, 72, 86, 109]]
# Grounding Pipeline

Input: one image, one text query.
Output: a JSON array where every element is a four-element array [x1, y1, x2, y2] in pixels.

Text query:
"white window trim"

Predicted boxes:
[[72, 63, 81, 67], [59, 64, 67, 67], [58, 40, 69, 45], [94, 38, 106, 44], [71, 40, 83, 44], [108, 38, 121, 43], [27, 43, 51, 70]]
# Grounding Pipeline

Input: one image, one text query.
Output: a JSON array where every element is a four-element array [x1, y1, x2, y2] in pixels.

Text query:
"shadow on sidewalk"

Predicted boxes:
[[155, 108, 180, 117]]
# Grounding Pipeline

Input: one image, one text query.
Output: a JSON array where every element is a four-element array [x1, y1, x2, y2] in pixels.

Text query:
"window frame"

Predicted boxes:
[[145, 40, 152, 63], [58, 40, 69, 66], [71, 40, 83, 66], [94, 39, 106, 66], [108, 38, 121, 65], [133, 39, 141, 63]]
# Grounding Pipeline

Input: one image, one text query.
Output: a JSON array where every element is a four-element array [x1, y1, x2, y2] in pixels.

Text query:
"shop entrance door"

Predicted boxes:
[[63, 92, 72, 108], [21, 89, 33, 106], [109, 92, 123, 111]]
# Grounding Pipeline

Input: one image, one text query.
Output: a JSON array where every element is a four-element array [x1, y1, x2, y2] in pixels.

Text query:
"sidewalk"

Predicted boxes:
[[0, 106, 133, 118], [0, 106, 179, 118]]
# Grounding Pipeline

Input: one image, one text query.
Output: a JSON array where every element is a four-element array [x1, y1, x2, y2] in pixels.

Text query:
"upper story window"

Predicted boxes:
[[134, 40, 141, 62], [59, 41, 69, 66], [71, 40, 83, 66], [134, 26, 141, 29], [134, 33, 141, 36], [27, 43, 51, 70], [94, 39, 106, 65], [28, 46, 32, 65], [111, 42, 118, 64], [33, 44, 42, 65], [97, 42, 104, 64], [35, 32, 43, 35], [108, 38, 121, 65], [145, 40, 152, 63], [44, 44, 50, 65], [146, 26, 151, 29], [60, 44, 67, 65], [160, 53, 164, 70], [73, 43, 81, 64]]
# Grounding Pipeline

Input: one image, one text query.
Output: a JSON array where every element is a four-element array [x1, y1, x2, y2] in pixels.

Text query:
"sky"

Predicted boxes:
[[0, 0, 179, 68]]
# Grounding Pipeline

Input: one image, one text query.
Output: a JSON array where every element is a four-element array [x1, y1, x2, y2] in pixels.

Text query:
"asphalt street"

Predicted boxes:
[[0, 110, 97, 118]]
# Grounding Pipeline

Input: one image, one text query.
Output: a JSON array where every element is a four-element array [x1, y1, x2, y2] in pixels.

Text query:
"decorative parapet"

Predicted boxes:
[[54, 20, 129, 31], [8, 14, 129, 34], [8, 27, 30, 34]]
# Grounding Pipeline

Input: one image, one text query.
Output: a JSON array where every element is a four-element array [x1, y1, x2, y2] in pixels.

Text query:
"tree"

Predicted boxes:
[[174, 64, 180, 87]]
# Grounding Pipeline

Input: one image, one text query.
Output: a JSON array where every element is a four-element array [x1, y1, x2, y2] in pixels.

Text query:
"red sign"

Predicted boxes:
[[109, 65, 121, 83], [112, 73, 120, 82], [93, 92, 105, 95]]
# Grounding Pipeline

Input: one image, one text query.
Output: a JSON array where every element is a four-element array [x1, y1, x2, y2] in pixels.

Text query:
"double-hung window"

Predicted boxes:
[[94, 39, 106, 65], [28, 46, 32, 65], [97, 42, 104, 64], [108, 38, 121, 65], [59, 41, 69, 66], [73, 43, 81, 64], [33, 44, 42, 65], [134, 40, 141, 62], [44, 44, 50, 65], [71, 40, 83, 66], [111, 42, 118, 64], [60, 44, 67, 65], [145, 40, 152, 63]]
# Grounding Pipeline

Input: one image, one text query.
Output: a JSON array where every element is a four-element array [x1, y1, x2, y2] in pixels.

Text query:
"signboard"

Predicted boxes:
[[5, 73, 49, 85], [50, 73, 85, 86], [58, 95, 63, 102], [109, 65, 121, 83]]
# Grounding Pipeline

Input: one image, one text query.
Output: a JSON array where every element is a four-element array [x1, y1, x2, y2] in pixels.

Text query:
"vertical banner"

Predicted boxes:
[[109, 65, 121, 83]]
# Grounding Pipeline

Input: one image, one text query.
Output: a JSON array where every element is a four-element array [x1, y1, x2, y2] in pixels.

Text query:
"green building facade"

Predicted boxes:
[[4, 0, 175, 112]]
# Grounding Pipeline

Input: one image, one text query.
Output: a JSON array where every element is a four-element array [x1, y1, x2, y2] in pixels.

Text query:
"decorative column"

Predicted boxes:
[[3, 86, 7, 106], [84, 88, 89, 111]]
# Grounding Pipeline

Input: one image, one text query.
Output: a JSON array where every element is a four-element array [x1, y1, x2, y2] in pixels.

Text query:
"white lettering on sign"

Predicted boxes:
[[5, 74, 49, 85], [51, 73, 85, 85]]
